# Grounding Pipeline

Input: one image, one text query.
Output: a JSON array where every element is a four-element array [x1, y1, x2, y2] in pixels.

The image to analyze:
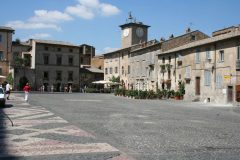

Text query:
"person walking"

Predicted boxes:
[[6, 82, 10, 100], [23, 83, 31, 102]]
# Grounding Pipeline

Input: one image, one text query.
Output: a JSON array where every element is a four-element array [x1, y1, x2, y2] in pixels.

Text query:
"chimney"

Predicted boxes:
[[169, 34, 174, 39], [186, 27, 191, 33], [160, 37, 165, 42]]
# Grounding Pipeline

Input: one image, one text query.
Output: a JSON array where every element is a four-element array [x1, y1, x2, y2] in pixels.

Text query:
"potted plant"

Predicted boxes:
[[178, 81, 185, 100], [175, 91, 181, 100], [156, 89, 163, 99], [147, 90, 157, 99]]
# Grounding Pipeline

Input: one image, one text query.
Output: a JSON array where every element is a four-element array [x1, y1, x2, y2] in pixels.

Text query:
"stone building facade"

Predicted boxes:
[[0, 26, 14, 83], [91, 55, 104, 70], [159, 26, 240, 104], [12, 39, 96, 92], [104, 16, 209, 92]]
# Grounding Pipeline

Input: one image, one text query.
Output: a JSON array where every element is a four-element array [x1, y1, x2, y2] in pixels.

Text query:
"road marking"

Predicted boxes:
[[2, 143, 118, 157], [2, 101, 120, 158]]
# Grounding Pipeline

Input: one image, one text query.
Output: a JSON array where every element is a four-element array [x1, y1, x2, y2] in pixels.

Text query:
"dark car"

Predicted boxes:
[[0, 87, 6, 106]]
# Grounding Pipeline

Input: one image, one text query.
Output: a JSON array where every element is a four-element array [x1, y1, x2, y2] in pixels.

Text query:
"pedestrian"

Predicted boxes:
[[6, 82, 10, 100], [51, 85, 54, 92], [23, 82, 31, 102], [69, 85, 72, 93]]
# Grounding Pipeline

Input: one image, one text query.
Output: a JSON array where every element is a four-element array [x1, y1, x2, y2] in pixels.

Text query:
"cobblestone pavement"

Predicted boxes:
[[0, 94, 130, 160]]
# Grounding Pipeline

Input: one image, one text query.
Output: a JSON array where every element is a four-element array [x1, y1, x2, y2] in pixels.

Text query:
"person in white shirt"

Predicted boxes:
[[6, 82, 10, 100]]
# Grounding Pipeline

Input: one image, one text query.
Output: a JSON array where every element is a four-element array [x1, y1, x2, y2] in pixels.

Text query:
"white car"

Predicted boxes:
[[0, 87, 6, 106]]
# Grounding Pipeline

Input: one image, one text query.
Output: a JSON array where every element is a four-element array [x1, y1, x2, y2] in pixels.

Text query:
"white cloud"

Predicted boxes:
[[100, 3, 120, 16], [65, 5, 95, 20], [29, 10, 73, 23], [78, 0, 99, 8], [5, 0, 120, 31], [6, 20, 61, 31], [66, 0, 120, 19]]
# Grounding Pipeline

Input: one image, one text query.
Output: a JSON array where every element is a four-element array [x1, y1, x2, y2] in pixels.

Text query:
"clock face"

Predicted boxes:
[[136, 27, 144, 37], [123, 28, 129, 37]]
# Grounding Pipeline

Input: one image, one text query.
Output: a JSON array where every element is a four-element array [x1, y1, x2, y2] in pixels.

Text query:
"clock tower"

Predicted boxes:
[[120, 12, 150, 48]]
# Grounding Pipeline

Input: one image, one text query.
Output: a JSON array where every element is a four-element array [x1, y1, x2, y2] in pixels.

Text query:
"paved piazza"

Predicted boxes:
[[1, 93, 240, 160]]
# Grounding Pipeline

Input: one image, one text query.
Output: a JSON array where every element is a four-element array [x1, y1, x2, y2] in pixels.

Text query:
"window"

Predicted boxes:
[[43, 71, 49, 80], [191, 35, 196, 41], [57, 48, 61, 52], [179, 74, 181, 79], [0, 35, 2, 42], [80, 57, 83, 63], [45, 46, 48, 51], [206, 48, 211, 60], [185, 66, 190, 79], [68, 71, 73, 81], [204, 70, 211, 86], [216, 75, 222, 89], [69, 48, 73, 53], [0, 51, 4, 60], [0, 68, 2, 75], [122, 53, 124, 59], [68, 56, 73, 66], [128, 65, 130, 74], [56, 71, 62, 80], [43, 55, 49, 65], [56, 56, 62, 65], [105, 68, 108, 74], [168, 56, 171, 63], [115, 67, 118, 73], [219, 50, 224, 62], [122, 66, 124, 75], [237, 46, 240, 60], [195, 49, 200, 63], [162, 57, 165, 64], [110, 67, 113, 74]]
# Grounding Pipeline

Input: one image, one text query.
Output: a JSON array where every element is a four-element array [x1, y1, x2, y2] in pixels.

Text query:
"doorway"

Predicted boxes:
[[195, 77, 200, 95], [227, 86, 233, 103]]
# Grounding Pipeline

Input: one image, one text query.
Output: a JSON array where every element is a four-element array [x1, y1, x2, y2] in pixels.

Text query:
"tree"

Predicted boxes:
[[6, 73, 13, 85], [110, 76, 120, 83]]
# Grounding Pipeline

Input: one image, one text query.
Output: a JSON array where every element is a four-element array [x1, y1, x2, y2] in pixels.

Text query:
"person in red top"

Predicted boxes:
[[23, 83, 30, 102]]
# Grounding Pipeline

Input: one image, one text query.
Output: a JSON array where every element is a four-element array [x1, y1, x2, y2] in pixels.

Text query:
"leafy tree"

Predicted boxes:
[[15, 38, 21, 44], [110, 76, 120, 82], [6, 73, 13, 85]]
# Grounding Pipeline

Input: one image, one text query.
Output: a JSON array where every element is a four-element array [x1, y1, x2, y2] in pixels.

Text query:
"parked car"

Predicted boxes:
[[0, 87, 6, 106]]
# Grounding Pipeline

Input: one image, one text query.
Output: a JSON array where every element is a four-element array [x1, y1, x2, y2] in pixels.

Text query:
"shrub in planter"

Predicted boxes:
[[114, 88, 120, 96], [169, 90, 175, 98], [147, 90, 157, 99], [139, 90, 148, 99], [85, 88, 96, 93], [132, 90, 138, 99], [162, 89, 168, 99], [175, 91, 181, 100], [156, 89, 163, 99], [125, 90, 132, 97]]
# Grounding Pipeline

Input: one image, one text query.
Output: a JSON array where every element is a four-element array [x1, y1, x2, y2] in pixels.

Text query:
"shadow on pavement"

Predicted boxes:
[[0, 106, 19, 160]]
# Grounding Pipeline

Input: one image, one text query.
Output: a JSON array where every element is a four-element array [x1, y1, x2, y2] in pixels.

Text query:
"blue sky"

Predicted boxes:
[[1, 0, 240, 55]]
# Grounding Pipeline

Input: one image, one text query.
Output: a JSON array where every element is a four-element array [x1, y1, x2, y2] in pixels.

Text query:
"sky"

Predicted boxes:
[[1, 0, 240, 55]]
